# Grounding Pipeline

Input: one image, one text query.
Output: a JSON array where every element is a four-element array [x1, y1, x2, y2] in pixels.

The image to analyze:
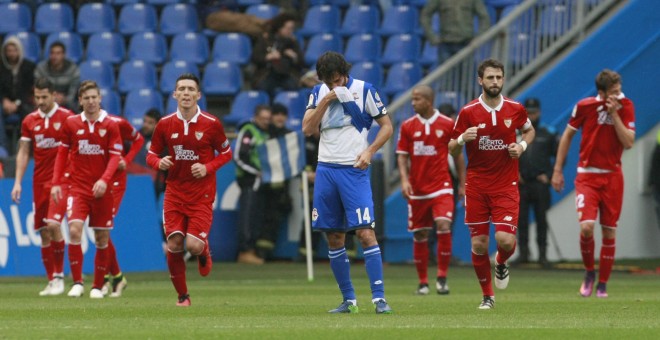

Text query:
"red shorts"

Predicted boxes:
[[163, 198, 213, 242], [465, 187, 519, 237], [407, 194, 454, 232], [111, 180, 127, 214], [574, 171, 623, 227], [45, 184, 69, 227], [32, 182, 51, 231], [67, 190, 115, 229]]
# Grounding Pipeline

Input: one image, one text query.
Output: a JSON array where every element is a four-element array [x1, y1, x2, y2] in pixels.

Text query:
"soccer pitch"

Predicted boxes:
[[1, 262, 659, 339]]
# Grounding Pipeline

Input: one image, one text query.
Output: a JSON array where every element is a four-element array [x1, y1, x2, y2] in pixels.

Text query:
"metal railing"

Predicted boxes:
[[382, 0, 623, 191]]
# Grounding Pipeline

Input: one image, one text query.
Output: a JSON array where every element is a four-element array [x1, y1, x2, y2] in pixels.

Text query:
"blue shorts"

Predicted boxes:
[[312, 162, 375, 232]]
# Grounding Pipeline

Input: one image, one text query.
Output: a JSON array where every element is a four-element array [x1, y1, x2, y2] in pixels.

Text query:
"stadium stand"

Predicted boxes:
[[86, 32, 126, 65], [34, 3, 75, 35], [76, 3, 116, 36], [298, 5, 341, 37], [338, 4, 380, 36], [44, 32, 83, 63], [118, 3, 158, 36], [124, 88, 164, 128], [211, 33, 253, 65], [245, 4, 281, 20], [350, 61, 384, 89], [303, 33, 342, 66], [382, 61, 422, 97], [378, 5, 419, 36], [80, 60, 115, 90], [273, 91, 308, 130], [100, 88, 122, 116], [118, 60, 158, 94], [344, 33, 381, 64], [0, 3, 32, 34], [10, 31, 41, 63], [127, 32, 168, 65], [202, 61, 243, 96], [223, 90, 270, 127], [160, 60, 200, 94], [381, 33, 421, 66], [170, 32, 210, 66], [160, 3, 199, 36]]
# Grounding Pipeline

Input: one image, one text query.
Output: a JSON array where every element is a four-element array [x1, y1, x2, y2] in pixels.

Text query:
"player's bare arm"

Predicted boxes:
[[92, 179, 108, 198], [453, 151, 467, 204], [191, 163, 207, 178], [302, 90, 337, 136], [449, 126, 478, 156], [551, 126, 577, 192], [397, 153, 413, 199], [355, 114, 393, 170], [159, 155, 173, 170], [11, 140, 31, 203], [606, 95, 634, 149], [508, 125, 536, 159]]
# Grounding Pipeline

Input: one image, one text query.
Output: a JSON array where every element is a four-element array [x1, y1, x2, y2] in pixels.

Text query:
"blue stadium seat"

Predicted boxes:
[[76, 3, 116, 35], [170, 32, 210, 65], [100, 88, 122, 115], [10, 32, 41, 63], [166, 93, 207, 114], [378, 5, 418, 36], [86, 32, 126, 65], [45, 32, 83, 63], [124, 89, 164, 128], [380, 34, 421, 66], [509, 31, 538, 65], [338, 5, 380, 36], [435, 91, 466, 112], [344, 34, 381, 64], [118, 60, 158, 94], [224, 91, 270, 126], [118, 3, 158, 35], [238, 0, 265, 6], [539, 2, 573, 37], [202, 61, 243, 96], [34, 3, 74, 35], [420, 41, 438, 68], [304, 33, 342, 66], [245, 4, 280, 19], [309, 0, 350, 7], [485, 0, 523, 7], [299, 5, 341, 37], [273, 91, 308, 130], [160, 3, 199, 36], [350, 62, 383, 89], [80, 60, 115, 89], [160, 60, 200, 94], [128, 32, 168, 64], [382, 62, 422, 96], [109, 0, 140, 6], [0, 3, 32, 33], [145, 0, 179, 5], [211, 33, 252, 65]]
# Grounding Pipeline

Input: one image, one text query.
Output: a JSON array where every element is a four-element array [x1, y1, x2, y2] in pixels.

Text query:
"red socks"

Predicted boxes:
[[413, 239, 429, 285], [52, 239, 65, 275], [599, 237, 616, 284], [436, 232, 452, 278], [580, 234, 595, 271], [69, 243, 84, 283], [41, 245, 54, 281], [167, 250, 188, 296], [93, 246, 109, 289], [472, 251, 493, 297], [107, 239, 121, 276], [496, 242, 516, 265]]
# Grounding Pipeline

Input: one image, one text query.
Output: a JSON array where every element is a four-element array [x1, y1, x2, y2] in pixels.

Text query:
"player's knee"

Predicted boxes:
[[580, 222, 595, 237], [39, 229, 52, 245], [326, 232, 345, 249], [356, 229, 378, 248], [68, 225, 83, 242], [413, 230, 429, 241], [602, 227, 616, 239], [94, 231, 110, 247], [47, 223, 63, 239], [186, 242, 204, 255]]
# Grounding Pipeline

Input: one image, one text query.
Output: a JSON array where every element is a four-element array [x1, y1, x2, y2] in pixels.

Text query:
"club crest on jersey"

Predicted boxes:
[[99, 129, 107, 137], [435, 130, 443, 138], [34, 125, 42, 131], [54, 122, 61, 130], [504, 119, 512, 128], [195, 131, 203, 140]]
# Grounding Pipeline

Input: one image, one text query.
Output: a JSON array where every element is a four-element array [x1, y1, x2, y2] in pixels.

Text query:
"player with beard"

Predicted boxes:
[[449, 59, 535, 309]]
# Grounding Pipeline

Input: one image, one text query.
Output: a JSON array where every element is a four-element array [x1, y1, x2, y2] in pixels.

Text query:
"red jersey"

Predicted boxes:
[[108, 115, 145, 183], [53, 110, 123, 196], [567, 95, 635, 171], [20, 104, 73, 184], [452, 95, 531, 193], [396, 110, 454, 198], [147, 109, 232, 204]]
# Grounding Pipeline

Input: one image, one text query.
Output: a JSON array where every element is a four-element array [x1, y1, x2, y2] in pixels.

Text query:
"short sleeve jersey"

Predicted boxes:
[[306, 76, 387, 165], [20, 105, 73, 184], [396, 110, 454, 199], [451, 95, 531, 193], [567, 95, 635, 171], [59, 110, 123, 195], [108, 115, 141, 182], [148, 108, 231, 204]]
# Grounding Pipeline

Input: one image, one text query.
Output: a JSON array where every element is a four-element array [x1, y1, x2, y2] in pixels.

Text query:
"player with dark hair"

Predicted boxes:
[[147, 73, 233, 306], [11, 78, 73, 296], [449, 59, 535, 309], [551, 69, 635, 298], [303, 52, 394, 314]]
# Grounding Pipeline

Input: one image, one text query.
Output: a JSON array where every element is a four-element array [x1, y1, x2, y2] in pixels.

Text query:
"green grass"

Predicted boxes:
[[1, 262, 659, 339]]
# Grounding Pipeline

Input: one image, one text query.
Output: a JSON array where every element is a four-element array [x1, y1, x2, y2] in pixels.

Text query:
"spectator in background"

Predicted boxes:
[[1, 36, 36, 153], [255, 103, 293, 260], [197, 0, 268, 39], [234, 105, 271, 265], [421, 0, 491, 65], [252, 13, 305, 98], [132, 108, 167, 199], [652, 130, 660, 230], [517, 98, 557, 267], [34, 42, 80, 112]]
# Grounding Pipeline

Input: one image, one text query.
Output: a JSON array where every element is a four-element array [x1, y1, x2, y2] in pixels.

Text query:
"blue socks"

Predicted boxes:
[[329, 247, 355, 301], [363, 245, 385, 300]]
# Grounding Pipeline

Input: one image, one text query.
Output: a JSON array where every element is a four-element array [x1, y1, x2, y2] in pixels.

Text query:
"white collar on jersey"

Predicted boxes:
[[478, 94, 504, 113], [81, 109, 108, 123], [176, 105, 201, 123], [38, 103, 59, 119], [415, 109, 440, 125]]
